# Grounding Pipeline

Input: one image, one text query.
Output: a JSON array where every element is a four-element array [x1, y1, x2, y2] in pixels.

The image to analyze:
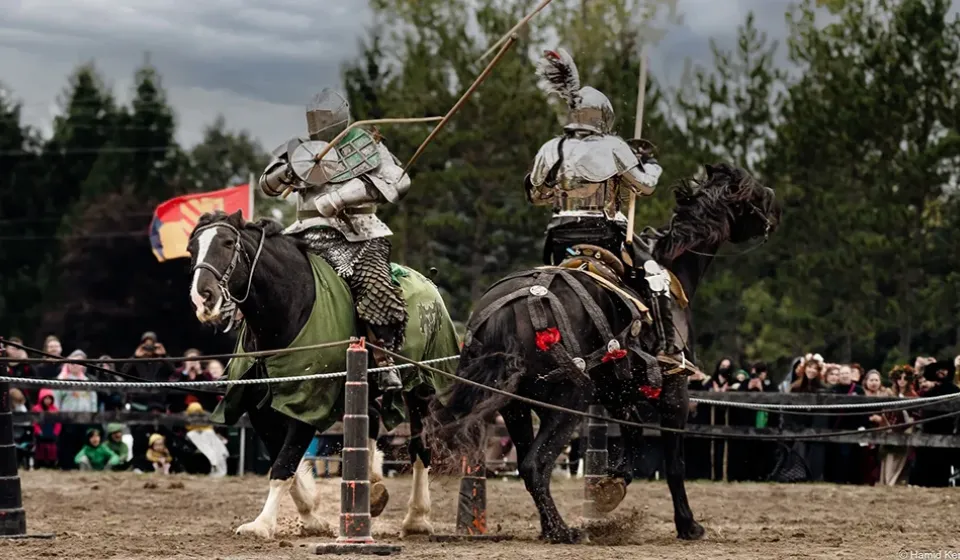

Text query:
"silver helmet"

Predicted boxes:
[[535, 49, 616, 135], [565, 86, 615, 134], [306, 88, 351, 141]]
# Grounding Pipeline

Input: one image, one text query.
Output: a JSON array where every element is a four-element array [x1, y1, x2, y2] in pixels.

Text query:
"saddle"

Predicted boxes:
[[557, 244, 626, 286], [557, 243, 689, 309]]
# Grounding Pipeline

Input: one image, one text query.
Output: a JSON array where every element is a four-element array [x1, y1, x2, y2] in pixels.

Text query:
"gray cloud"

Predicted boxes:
[[0, 0, 800, 149]]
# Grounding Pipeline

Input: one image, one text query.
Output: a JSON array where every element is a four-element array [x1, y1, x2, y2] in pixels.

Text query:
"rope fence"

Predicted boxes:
[[4, 335, 960, 442]]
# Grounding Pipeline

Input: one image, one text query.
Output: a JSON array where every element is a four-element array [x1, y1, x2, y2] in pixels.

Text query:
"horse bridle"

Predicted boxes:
[[190, 222, 266, 333]]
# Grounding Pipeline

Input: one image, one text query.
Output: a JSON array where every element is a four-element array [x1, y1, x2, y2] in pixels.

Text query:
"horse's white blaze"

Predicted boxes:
[[401, 457, 433, 536], [190, 227, 221, 318], [235, 478, 291, 539]]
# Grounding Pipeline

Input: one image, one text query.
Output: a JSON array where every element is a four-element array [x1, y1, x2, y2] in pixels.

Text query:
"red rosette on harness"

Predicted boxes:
[[601, 339, 627, 363], [639, 386, 661, 400], [535, 327, 561, 351]]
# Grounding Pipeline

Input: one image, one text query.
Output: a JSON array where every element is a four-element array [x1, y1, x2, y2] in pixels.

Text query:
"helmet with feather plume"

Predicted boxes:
[[535, 48, 615, 134]]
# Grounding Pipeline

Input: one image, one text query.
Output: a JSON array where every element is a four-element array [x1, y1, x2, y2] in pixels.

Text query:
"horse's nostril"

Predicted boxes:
[[200, 288, 213, 302]]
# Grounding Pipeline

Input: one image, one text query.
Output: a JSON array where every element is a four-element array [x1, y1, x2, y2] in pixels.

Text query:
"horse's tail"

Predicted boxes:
[[425, 304, 525, 461]]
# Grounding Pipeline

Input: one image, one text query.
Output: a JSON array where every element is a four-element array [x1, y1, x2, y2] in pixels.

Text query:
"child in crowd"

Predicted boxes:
[[74, 428, 121, 471], [145, 433, 173, 474], [31, 388, 60, 469], [104, 423, 131, 470]]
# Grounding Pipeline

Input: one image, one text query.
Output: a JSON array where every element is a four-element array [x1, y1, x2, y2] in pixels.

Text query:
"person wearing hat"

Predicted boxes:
[[121, 332, 174, 412], [909, 359, 959, 487], [74, 428, 121, 471], [104, 423, 131, 470]]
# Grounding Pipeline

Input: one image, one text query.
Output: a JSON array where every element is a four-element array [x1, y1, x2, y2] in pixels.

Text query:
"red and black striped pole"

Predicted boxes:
[[315, 339, 400, 555]]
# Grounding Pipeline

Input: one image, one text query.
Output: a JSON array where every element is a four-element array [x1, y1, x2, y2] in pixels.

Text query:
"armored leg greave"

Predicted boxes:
[[295, 228, 408, 391]]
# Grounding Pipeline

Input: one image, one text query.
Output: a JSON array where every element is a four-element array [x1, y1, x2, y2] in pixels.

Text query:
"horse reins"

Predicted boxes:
[[190, 222, 266, 332]]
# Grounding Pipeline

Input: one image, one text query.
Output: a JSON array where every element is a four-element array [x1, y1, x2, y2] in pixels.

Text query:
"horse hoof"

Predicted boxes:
[[593, 477, 627, 514], [544, 527, 584, 544], [299, 514, 331, 537], [235, 520, 276, 540], [370, 481, 390, 518], [400, 517, 433, 538], [677, 521, 706, 540]]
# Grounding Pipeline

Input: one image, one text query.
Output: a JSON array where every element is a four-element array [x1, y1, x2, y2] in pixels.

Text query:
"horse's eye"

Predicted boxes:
[[224, 238, 235, 247]]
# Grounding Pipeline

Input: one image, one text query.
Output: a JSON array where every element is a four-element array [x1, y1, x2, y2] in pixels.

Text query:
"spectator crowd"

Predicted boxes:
[[5, 329, 960, 488], [3, 331, 229, 476], [685, 354, 960, 487]]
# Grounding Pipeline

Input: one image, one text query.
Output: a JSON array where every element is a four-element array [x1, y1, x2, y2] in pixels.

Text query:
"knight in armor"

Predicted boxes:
[[259, 88, 407, 391], [523, 49, 681, 363]]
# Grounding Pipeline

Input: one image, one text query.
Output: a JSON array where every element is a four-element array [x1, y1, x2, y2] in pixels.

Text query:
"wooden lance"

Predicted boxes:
[[623, 46, 649, 265]]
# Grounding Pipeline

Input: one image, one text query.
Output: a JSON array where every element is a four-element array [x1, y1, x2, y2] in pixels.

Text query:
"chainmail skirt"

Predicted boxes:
[[294, 227, 408, 350]]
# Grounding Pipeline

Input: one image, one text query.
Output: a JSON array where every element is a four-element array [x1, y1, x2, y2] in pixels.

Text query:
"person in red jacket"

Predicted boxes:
[[31, 388, 61, 468]]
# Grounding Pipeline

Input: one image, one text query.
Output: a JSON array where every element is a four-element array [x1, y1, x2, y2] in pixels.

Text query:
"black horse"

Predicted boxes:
[[426, 163, 781, 542], [188, 211, 461, 539]]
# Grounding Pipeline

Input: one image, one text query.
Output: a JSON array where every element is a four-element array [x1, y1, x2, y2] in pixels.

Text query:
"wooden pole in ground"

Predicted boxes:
[[582, 405, 608, 520], [455, 456, 487, 535]]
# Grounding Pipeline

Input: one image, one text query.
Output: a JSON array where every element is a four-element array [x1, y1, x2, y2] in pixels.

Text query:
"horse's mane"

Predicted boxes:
[[192, 210, 305, 251], [651, 163, 766, 262]]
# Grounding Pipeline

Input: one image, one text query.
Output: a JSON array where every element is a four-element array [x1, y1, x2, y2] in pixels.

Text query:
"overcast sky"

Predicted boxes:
[[0, 0, 797, 150]]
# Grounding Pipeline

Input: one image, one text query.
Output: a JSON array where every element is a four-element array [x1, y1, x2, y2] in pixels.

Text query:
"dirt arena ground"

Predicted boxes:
[[5, 469, 959, 559]]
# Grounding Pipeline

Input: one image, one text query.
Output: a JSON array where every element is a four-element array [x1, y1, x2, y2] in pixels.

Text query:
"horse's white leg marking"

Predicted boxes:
[[289, 461, 328, 536], [401, 457, 433, 537], [235, 478, 291, 540], [190, 227, 221, 316], [368, 438, 384, 483]]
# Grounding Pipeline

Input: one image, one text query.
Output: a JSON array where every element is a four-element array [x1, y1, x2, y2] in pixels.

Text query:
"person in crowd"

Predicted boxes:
[[200, 359, 226, 411], [104, 423, 131, 470], [827, 362, 867, 484], [911, 359, 960, 487], [183, 402, 229, 476], [730, 369, 749, 390], [863, 369, 891, 397], [793, 360, 825, 393], [780, 357, 805, 393], [35, 335, 63, 381], [823, 365, 840, 388], [9, 388, 32, 467], [74, 428, 121, 471], [849, 363, 864, 384], [143, 433, 173, 474], [875, 365, 918, 485], [54, 349, 98, 412], [4, 337, 38, 404], [206, 360, 225, 379], [168, 348, 210, 413], [750, 362, 775, 392], [94, 356, 126, 412], [31, 388, 60, 469], [834, 365, 863, 396], [54, 349, 98, 470], [859, 369, 890, 484], [710, 358, 733, 392], [123, 332, 175, 412]]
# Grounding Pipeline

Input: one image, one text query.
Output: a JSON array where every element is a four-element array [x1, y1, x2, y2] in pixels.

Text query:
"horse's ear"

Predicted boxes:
[[256, 218, 283, 237], [228, 209, 245, 225]]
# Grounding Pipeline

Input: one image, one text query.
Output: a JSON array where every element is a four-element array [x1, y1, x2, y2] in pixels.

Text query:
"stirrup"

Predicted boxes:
[[657, 351, 695, 376], [376, 358, 403, 392]]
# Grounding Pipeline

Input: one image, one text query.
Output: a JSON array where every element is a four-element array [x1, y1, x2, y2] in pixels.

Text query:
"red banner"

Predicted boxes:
[[149, 184, 252, 262]]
